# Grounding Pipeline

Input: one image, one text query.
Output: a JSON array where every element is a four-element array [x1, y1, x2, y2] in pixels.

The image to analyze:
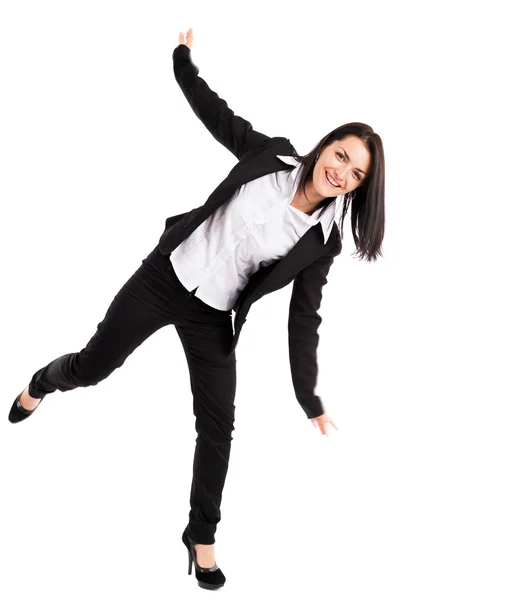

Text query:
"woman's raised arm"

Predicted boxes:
[[173, 28, 271, 161]]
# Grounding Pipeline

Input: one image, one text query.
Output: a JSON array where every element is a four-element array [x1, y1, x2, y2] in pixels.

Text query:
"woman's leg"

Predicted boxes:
[[175, 306, 237, 547], [26, 245, 187, 401]]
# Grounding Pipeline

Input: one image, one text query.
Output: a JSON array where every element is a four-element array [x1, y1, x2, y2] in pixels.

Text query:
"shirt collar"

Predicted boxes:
[[276, 154, 343, 244]]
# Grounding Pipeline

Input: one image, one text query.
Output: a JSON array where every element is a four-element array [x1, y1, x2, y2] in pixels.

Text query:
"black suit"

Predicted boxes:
[[23, 44, 342, 546], [158, 44, 342, 418]]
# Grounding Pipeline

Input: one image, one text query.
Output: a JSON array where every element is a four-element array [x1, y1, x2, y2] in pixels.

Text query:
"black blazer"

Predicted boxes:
[[158, 44, 342, 419]]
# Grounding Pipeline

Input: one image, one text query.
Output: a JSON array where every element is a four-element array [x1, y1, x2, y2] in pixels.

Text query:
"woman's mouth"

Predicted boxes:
[[325, 171, 340, 189]]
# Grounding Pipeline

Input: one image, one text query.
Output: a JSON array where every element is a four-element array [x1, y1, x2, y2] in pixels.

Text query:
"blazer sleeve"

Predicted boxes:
[[172, 44, 271, 161], [288, 244, 341, 419]]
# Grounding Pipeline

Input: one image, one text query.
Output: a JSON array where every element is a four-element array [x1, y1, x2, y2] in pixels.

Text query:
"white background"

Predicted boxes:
[[1, 1, 507, 598]]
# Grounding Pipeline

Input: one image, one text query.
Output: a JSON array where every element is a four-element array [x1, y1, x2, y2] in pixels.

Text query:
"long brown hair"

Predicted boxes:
[[292, 122, 385, 262]]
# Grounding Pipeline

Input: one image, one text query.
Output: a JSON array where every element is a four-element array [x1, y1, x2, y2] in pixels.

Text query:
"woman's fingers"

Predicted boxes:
[[179, 28, 193, 49], [311, 414, 339, 436], [311, 418, 327, 435]]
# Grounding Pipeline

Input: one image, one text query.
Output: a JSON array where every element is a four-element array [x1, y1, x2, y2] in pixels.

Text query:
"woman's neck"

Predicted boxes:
[[290, 187, 328, 215]]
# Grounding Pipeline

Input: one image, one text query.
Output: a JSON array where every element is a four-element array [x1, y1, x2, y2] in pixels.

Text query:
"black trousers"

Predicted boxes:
[[28, 244, 237, 545]]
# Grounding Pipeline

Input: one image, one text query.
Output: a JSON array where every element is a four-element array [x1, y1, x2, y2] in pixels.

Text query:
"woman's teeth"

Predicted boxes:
[[326, 172, 340, 188]]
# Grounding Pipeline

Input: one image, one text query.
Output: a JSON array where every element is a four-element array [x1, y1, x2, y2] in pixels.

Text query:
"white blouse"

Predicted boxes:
[[169, 155, 344, 311]]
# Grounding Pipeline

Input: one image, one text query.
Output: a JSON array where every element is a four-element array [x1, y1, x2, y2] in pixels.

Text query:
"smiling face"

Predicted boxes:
[[314, 135, 372, 198]]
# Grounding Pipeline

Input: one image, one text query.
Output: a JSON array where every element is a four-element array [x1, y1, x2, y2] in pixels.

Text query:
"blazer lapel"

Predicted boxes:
[[228, 138, 340, 304], [157, 137, 292, 254], [231, 207, 338, 316]]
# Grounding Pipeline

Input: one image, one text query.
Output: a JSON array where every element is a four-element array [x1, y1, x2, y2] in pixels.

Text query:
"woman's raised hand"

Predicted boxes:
[[179, 28, 193, 50]]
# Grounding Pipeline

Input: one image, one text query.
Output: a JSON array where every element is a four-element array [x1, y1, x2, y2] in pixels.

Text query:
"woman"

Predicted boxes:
[[8, 28, 385, 590]]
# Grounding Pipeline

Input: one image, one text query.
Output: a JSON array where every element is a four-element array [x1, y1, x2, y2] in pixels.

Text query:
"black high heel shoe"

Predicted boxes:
[[8, 387, 45, 423], [181, 529, 226, 590]]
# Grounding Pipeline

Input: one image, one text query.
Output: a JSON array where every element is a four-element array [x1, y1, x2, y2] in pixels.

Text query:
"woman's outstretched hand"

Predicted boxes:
[[179, 28, 193, 49], [310, 413, 338, 436]]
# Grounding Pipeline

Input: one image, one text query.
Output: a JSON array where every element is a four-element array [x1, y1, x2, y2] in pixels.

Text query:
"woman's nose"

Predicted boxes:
[[337, 172, 347, 186]]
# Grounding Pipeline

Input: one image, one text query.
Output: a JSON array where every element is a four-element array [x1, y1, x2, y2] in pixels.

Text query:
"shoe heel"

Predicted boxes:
[[181, 529, 226, 589]]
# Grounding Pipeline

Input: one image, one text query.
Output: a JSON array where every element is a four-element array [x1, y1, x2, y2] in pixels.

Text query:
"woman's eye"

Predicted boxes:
[[337, 152, 361, 181]]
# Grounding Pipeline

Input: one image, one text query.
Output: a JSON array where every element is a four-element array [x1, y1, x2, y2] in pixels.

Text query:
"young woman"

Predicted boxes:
[[8, 28, 385, 590]]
